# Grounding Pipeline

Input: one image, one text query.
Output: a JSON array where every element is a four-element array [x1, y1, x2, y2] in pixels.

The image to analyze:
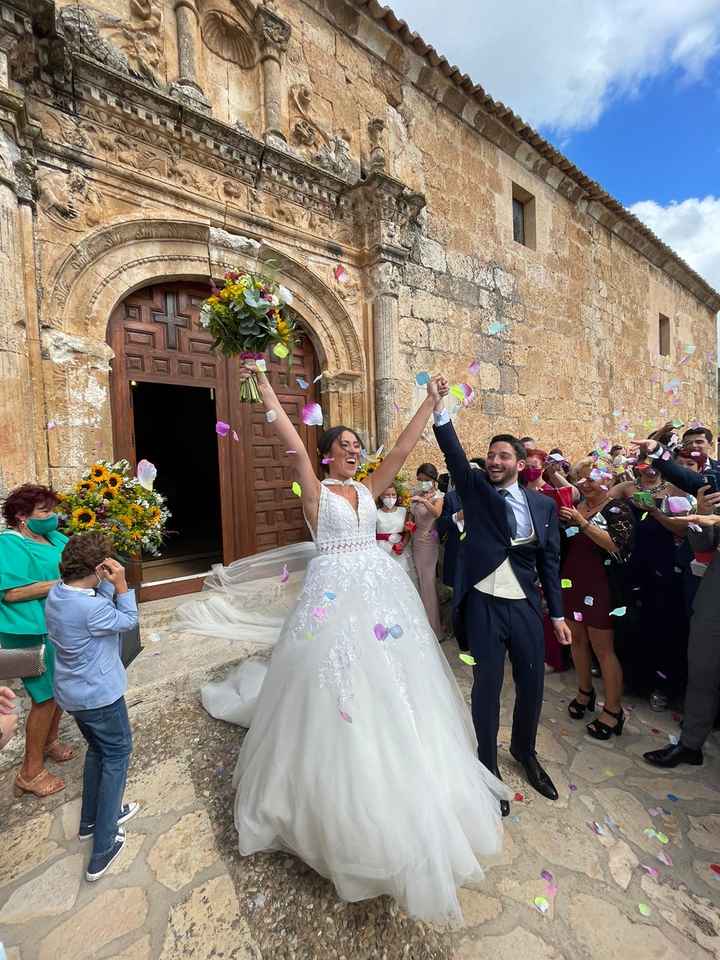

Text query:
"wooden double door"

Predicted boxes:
[[108, 281, 319, 596]]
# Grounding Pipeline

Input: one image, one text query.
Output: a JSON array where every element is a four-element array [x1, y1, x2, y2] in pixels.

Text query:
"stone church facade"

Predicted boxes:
[[0, 0, 717, 592]]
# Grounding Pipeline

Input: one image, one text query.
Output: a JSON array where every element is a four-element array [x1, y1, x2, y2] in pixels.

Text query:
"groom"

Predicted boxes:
[[431, 381, 571, 813]]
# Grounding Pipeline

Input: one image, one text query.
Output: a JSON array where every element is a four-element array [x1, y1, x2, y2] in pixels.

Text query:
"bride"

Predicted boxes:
[[191, 365, 508, 924]]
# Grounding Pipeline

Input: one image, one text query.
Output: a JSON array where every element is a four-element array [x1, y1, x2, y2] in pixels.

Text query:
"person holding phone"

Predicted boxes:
[[558, 459, 635, 739], [44, 532, 140, 881]]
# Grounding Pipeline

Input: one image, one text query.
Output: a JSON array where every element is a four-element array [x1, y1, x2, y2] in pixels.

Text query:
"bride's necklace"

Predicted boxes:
[[322, 478, 356, 487]]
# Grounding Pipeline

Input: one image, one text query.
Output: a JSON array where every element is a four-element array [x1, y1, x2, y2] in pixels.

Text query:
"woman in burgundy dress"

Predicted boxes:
[[558, 459, 635, 739]]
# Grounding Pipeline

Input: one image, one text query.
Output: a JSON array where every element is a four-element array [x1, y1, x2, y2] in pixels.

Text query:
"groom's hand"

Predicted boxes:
[[553, 619, 572, 646]]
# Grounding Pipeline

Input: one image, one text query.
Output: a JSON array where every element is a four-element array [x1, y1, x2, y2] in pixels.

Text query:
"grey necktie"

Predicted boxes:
[[499, 489, 517, 538]]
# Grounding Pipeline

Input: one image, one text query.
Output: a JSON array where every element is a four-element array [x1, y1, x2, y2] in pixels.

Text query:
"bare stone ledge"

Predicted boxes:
[[0, 814, 62, 888], [0, 854, 83, 925], [37, 887, 148, 960], [455, 926, 563, 959], [147, 809, 219, 892]]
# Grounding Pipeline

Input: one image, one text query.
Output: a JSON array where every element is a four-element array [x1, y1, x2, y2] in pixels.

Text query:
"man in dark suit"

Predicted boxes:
[[431, 386, 571, 811]]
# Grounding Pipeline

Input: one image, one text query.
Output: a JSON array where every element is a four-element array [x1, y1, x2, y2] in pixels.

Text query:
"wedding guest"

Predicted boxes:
[[0, 685, 18, 750], [681, 425, 720, 480], [45, 533, 140, 881], [376, 485, 417, 586], [0, 483, 73, 798], [559, 459, 635, 739], [411, 463, 444, 637]]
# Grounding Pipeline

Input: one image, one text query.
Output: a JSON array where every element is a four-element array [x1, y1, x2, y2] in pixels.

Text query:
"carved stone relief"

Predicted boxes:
[[37, 167, 105, 232], [289, 84, 359, 182], [201, 10, 255, 68], [366, 118, 386, 175], [97, 0, 164, 84]]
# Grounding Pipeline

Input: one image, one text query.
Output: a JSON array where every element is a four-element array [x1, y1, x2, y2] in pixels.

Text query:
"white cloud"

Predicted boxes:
[[629, 196, 720, 292], [385, 0, 720, 133]]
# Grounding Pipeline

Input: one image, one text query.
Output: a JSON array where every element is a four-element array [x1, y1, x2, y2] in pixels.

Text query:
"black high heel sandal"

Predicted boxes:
[[568, 687, 596, 720], [586, 706, 625, 740]]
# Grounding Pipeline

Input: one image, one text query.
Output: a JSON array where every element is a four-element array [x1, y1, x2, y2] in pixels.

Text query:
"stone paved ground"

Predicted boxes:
[[1, 598, 719, 960]]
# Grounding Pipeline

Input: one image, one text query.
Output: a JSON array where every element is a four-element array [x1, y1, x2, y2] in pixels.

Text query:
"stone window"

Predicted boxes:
[[512, 183, 536, 249], [659, 313, 671, 356]]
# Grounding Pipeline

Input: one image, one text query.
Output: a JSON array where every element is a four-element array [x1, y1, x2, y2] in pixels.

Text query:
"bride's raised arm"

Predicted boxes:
[[241, 364, 322, 521], [366, 376, 448, 498]]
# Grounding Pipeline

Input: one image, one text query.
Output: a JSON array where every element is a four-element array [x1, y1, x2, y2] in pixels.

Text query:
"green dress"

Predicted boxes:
[[0, 529, 68, 703]]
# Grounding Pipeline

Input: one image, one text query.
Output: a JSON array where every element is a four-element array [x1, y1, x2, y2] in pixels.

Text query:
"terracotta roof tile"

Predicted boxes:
[[352, 0, 719, 309]]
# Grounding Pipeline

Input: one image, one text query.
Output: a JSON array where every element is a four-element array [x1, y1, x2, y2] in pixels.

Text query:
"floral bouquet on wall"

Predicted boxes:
[[200, 269, 297, 402], [57, 459, 169, 559], [355, 455, 412, 510]]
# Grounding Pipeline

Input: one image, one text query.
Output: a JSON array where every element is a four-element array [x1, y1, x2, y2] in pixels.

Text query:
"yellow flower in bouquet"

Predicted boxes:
[[90, 463, 110, 483], [72, 506, 97, 529]]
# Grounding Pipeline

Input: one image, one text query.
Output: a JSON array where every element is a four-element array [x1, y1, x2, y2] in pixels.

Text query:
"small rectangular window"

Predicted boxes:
[[659, 313, 670, 356], [511, 183, 536, 249]]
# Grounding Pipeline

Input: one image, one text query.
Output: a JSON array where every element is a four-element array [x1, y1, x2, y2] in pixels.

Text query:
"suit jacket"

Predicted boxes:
[[433, 420, 564, 621], [653, 449, 720, 496], [45, 580, 138, 712], [437, 488, 463, 589], [687, 523, 720, 621]]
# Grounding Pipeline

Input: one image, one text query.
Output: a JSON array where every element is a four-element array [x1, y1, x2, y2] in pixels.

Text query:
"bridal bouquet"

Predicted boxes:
[[57, 459, 169, 558], [200, 270, 297, 402]]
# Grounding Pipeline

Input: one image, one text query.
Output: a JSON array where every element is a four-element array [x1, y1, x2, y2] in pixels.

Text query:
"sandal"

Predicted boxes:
[[568, 687, 596, 720], [14, 769, 65, 798], [586, 707, 625, 741], [44, 740, 75, 763]]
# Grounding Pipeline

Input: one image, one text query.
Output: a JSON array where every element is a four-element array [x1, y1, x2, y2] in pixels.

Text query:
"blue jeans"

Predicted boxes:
[[71, 697, 133, 860]]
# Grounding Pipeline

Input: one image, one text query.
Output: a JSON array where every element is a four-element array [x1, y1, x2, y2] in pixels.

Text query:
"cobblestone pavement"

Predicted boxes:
[[1, 599, 719, 960]]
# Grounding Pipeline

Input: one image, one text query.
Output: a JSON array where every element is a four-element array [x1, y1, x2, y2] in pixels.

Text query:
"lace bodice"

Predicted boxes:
[[311, 481, 378, 555]]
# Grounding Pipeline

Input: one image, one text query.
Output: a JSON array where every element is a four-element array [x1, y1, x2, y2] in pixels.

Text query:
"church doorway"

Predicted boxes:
[[108, 280, 319, 600]]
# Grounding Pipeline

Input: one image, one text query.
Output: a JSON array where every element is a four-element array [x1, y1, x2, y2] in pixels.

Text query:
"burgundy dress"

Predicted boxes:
[[561, 499, 634, 629]]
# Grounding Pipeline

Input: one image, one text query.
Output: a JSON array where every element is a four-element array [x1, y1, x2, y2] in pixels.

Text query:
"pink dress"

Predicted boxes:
[[411, 493, 444, 638]]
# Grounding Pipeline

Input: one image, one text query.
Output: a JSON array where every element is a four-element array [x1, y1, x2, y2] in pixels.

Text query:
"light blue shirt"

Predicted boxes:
[[45, 580, 138, 712], [501, 481, 535, 541]]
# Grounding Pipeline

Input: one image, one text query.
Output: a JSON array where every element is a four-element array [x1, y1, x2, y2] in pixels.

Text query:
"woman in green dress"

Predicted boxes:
[[0, 483, 74, 797]]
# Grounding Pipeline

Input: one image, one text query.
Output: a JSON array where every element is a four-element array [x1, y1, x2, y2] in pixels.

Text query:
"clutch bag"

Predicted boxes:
[[0, 644, 46, 681]]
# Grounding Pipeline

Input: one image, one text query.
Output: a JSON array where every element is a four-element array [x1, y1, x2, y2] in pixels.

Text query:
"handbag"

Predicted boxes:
[[0, 644, 46, 681]]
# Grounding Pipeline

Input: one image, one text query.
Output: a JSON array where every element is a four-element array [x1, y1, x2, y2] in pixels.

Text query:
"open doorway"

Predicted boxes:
[[132, 381, 223, 583]]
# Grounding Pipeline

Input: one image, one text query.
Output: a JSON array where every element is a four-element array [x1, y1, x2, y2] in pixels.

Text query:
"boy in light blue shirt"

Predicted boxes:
[[45, 532, 140, 881]]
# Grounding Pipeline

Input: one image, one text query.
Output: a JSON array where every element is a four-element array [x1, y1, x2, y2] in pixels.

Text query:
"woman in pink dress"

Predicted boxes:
[[410, 463, 444, 638]]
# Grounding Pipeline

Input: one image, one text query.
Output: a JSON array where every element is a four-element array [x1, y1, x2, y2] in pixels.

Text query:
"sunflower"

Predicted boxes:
[[119, 513, 134, 527], [148, 506, 162, 526], [89, 464, 110, 483], [105, 473, 124, 490], [75, 479, 97, 495], [72, 506, 96, 528], [130, 503, 145, 518]]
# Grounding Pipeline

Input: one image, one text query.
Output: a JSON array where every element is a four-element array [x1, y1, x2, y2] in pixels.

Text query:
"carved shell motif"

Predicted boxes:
[[201, 10, 255, 68]]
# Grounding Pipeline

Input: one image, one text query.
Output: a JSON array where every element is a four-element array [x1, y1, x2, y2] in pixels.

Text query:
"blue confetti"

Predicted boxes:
[[565, 526, 580, 538], [324, 591, 336, 601], [667, 793, 679, 802], [389, 624, 404, 639], [415, 371, 430, 386]]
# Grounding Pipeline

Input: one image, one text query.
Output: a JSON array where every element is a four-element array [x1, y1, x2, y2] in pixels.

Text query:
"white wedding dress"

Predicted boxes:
[[185, 480, 507, 924]]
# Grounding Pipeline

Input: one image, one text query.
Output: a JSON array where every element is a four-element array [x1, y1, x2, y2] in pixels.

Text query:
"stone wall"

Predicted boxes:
[[0, 0, 716, 507]]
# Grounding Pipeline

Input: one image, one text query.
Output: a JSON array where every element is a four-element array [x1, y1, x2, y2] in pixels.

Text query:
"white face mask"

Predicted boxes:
[[417, 480, 433, 492], [382, 496, 397, 508]]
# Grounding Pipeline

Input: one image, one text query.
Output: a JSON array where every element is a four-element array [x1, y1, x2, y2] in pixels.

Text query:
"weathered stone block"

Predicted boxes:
[[419, 237, 447, 273], [411, 292, 449, 323], [399, 316, 428, 348], [435, 274, 480, 308], [403, 262, 436, 292]]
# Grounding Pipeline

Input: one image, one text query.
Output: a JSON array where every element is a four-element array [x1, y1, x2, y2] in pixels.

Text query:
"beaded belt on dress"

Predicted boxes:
[[316, 536, 378, 555]]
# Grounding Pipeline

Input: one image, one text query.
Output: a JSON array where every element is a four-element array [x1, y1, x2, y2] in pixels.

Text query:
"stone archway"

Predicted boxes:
[[40, 218, 368, 491]]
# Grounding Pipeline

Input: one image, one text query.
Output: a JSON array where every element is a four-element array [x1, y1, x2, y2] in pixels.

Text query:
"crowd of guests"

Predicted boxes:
[[377, 420, 720, 766]]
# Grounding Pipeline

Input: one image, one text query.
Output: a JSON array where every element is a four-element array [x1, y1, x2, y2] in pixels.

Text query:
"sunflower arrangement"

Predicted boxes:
[[354, 456, 412, 507], [57, 459, 170, 558], [200, 269, 297, 402]]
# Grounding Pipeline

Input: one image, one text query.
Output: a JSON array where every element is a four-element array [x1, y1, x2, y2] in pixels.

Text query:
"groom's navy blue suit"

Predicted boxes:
[[434, 419, 564, 775]]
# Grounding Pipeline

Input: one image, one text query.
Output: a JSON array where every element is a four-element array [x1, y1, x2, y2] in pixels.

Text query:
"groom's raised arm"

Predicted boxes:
[[432, 411, 489, 503]]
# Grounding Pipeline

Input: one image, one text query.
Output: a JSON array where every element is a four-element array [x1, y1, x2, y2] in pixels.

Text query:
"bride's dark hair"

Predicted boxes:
[[318, 425, 365, 473]]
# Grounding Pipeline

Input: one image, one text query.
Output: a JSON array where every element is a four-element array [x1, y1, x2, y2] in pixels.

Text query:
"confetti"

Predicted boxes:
[[373, 623, 389, 641], [321, 457, 334, 465], [312, 373, 323, 384], [291, 481, 302, 497], [324, 591, 336, 601], [296, 376, 309, 389], [302, 402, 324, 427], [488, 320, 506, 335], [273, 342, 290, 359], [232, 430, 240, 442], [255, 358, 267, 372], [540, 870, 554, 884], [339, 710, 352, 723], [584, 596, 594, 606], [590, 821, 606, 836], [215, 420, 231, 437], [47, 419, 57, 430], [265, 409, 277, 423], [648, 807, 663, 817], [565, 526, 580, 538], [533, 896, 550, 914], [655, 831, 669, 845], [450, 384, 466, 402], [334, 264, 349, 283], [638, 903, 652, 918], [641, 865, 659, 879], [280, 564, 289, 584], [671, 418, 684, 428], [657, 852, 673, 866], [312, 606, 327, 622], [469, 359, 481, 375], [136, 459, 157, 490], [573, 612, 583, 622], [514, 792, 524, 802], [569, 783, 578, 792], [389, 624, 404, 639], [561, 578, 573, 589], [415, 371, 430, 386], [286, 449, 297, 455], [710, 864, 720, 876], [459, 653, 477, 666], [667, 793, 679, 802], [609, 606, 626, 617]]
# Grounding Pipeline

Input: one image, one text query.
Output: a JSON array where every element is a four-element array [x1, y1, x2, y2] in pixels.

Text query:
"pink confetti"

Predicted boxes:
[[311, 606, 327, 622], [469, 360, 481, 375], [334, 264, 349, 283], [373, 623, 389, 641], [569, 783, 577, 792], [573, 612, 583, 622], [657, 852, 673, 867], [339, 710, 353, 723], [286, 449, 297, 455], [216, 420, 231, 438], [648, 807, 663, 817], [47, 419, 57, 430], [641, 865, 659, 879], [302, 402, 324, 427], [279, 564, 289, 584], [232, 430, 240, 442], [540, 869, 554, 884], [322, 457, 334, 465], [136, 459, 157, 490]]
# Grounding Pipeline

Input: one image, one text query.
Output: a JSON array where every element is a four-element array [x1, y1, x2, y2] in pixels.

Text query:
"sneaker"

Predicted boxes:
[[86, 829, 126, 881], [78, 802, 140, 840], [650, 690, 669, 712]]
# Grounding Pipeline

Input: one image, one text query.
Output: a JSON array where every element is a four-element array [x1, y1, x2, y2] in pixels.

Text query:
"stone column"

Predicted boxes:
[[369, 261, 401, 448], [169, 0, 211, 112], [254, 5, 291, 142]]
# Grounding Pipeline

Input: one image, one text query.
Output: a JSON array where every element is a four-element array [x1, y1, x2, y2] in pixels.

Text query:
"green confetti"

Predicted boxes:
[[459, 532, 467, 541], [671, 419, 684, 428], [291, 481, 302, 497], [561, 578, 572, 589], [638, 903, 652, 917], [450, 384, 465, 401], [534, 896, 550, 914], [273, 342, 290, 358], [459, 653, 477, 666], [656, 831, 669, 844]]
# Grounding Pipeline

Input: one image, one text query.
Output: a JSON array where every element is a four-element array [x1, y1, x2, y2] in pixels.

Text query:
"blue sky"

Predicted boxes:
[[385, 0, 720, 291]]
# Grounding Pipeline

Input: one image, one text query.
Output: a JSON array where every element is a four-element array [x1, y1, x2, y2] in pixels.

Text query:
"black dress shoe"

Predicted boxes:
[[511, 751, 559, 801], [644, 743, 703, 768], [492, 767, 511, 817]]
